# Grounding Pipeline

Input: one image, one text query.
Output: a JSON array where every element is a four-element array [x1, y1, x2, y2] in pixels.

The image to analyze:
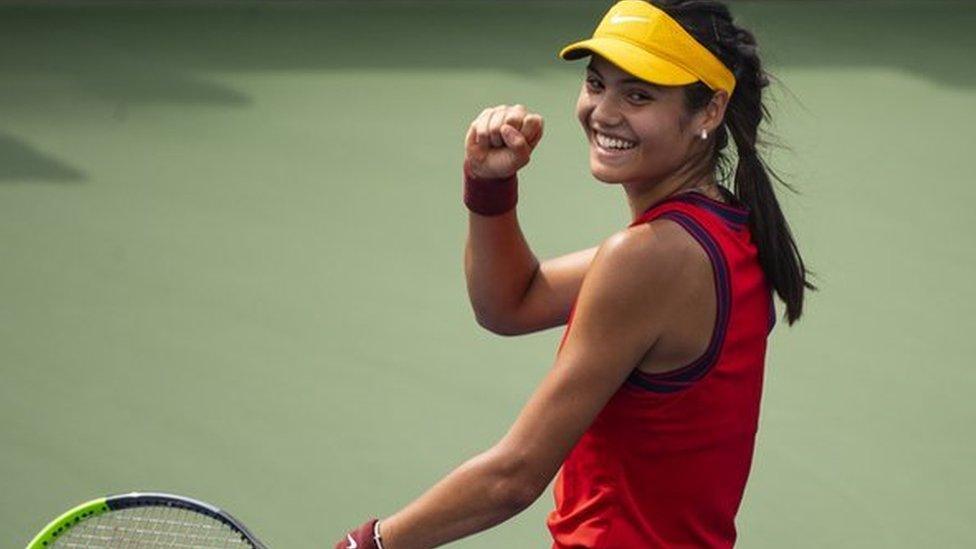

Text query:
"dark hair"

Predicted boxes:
[[652, 0, 816, 325]]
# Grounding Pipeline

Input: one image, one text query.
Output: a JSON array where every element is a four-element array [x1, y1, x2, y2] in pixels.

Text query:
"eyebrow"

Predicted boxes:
[[586, 64, 663, 89]]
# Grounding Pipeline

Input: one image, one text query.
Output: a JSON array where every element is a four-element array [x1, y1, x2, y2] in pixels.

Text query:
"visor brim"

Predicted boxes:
[[559, 37, 699, 87]]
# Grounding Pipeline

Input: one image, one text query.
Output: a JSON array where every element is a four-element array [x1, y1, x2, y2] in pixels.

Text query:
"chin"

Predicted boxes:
[[591, 171, 623, 184], [590, 159, 629, 184]]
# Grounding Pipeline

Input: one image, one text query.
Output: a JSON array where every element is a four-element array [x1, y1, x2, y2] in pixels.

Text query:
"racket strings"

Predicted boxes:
[[53, 505, 254, 548]]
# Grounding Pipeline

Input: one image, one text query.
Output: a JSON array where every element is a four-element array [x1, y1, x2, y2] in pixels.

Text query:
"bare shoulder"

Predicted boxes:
[[565, 218, 712, 357], [592, 218, 709, 288]]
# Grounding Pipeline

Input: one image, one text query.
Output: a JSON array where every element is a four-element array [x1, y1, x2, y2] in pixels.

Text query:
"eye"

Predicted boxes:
[[585, 77, 603, 90], [628, 91, 652, 102]]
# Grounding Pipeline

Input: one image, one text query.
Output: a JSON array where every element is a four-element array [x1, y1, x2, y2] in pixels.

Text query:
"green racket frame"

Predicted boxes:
[[26, 492, 267, 549]]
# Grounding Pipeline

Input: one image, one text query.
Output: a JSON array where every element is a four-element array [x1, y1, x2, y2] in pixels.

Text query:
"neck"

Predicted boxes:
[[624, 164, 716, 221]]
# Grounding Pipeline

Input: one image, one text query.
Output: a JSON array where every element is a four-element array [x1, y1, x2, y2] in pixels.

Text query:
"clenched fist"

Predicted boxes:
[[464, 104, 544, 180]]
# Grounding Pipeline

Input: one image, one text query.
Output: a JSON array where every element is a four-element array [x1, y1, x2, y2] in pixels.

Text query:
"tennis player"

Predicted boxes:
[[336, 1, 814, 547]]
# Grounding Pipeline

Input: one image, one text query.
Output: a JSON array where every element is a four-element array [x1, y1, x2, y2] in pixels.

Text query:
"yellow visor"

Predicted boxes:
[[559, 0, 736, 96]]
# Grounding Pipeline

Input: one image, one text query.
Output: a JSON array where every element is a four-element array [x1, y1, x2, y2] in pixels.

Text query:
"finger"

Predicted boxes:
[[487, 106, 509, 148], [474, 107, 493, 146], [465, 123, 477, 149], [523, 114, 544, 148], [502, 104, 527, 133], [500, 124, 528, 158], [478, 106, 502, 147]]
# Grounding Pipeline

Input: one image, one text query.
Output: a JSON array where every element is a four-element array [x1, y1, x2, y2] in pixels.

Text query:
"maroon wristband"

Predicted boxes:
[[335, 518, 380, 549], [463, 162, 518, 216]]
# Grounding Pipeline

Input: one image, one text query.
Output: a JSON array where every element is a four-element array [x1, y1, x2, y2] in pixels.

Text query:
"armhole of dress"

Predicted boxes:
[[625, 211, 733, 394]]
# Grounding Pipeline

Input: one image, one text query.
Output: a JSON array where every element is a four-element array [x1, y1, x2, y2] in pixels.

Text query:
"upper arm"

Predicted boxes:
[[492, 222, 697, 502], [502, 245, 598, 335]]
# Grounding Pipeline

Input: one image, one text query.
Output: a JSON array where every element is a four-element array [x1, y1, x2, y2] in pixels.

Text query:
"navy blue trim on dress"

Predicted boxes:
[[674, 192, 749, 229], [636, 189, 749, 230], [626, 211, 733, 394]]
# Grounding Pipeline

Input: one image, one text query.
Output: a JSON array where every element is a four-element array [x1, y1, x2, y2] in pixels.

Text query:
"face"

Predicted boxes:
[[576, 54, 705, 186]]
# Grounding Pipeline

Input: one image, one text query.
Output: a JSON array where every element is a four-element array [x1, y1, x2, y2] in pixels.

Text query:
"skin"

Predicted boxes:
[[579, 54, 731, 218], [344, 54, 732, 549]]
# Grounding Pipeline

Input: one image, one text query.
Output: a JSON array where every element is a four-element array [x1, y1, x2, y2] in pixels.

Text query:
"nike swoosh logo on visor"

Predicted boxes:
[[347, 534, 358, 548], [610, 15, 649, 24]]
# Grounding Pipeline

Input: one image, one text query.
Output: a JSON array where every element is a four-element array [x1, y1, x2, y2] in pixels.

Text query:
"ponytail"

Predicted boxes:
[[655, 0, 817, 325]]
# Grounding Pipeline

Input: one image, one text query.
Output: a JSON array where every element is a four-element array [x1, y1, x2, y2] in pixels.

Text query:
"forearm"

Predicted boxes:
[[377, 449, 533, 549], [464, 208, 540, 332]]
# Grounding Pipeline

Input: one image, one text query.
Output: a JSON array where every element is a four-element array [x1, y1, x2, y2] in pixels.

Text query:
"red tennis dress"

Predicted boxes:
[[546, 190, 776, 548]]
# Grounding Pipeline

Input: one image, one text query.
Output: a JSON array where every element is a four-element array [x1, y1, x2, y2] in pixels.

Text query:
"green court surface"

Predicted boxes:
[[2, 1, 974, 547]]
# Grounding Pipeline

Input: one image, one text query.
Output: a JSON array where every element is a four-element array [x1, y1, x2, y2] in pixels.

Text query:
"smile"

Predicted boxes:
[[595, 132, 638, 150], [593, 132, 638, 158]]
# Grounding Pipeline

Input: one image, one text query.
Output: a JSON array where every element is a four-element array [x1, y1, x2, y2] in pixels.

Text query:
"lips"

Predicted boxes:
[[591, 130, 637, 159], [593, 129, 637, 143], [591, 128, 638, 153]]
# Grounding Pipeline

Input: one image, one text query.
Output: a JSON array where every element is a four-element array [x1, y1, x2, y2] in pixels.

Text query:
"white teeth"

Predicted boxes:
[[596, 132, 637, 150]]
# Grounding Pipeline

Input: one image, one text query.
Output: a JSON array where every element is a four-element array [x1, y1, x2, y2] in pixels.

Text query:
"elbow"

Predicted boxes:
[[484, 447, 547, 511], [502, 480, 544, 512], [472, 308, 524, 337]]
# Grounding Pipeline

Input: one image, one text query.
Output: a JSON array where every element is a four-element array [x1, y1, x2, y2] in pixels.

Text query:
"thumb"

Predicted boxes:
[[500, 124, 529, 155]]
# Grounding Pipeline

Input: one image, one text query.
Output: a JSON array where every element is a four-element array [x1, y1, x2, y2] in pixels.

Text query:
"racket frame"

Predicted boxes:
[[26, 492, 267, 549]]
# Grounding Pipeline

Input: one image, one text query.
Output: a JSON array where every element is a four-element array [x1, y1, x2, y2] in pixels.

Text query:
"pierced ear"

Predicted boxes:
[[701, 90, 730, 134]]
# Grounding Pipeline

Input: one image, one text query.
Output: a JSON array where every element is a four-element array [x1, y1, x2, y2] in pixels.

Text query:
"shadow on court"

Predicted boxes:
[[0, 1, 973, 110], [0, 133, 86, 183]]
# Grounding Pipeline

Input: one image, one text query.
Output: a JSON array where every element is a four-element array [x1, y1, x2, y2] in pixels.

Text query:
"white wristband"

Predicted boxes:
[[373, 519, 385, 549]]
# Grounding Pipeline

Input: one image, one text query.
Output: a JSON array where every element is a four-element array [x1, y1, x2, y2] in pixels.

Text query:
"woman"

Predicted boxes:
[[336, 1, 814, 547]]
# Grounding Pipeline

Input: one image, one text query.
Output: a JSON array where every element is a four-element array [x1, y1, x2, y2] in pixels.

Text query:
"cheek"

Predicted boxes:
[[635, 116, 685, 154], [575, 93, 591, 130], [620, 119, 691, 177]]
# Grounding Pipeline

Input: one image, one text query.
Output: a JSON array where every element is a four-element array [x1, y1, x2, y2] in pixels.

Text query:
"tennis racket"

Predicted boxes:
[[25, 492, 268, 548]]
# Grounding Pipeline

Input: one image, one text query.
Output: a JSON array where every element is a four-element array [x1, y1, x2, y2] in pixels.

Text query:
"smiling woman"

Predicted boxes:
[[335, 1, 815, 548], [581, 55, 719, 196]]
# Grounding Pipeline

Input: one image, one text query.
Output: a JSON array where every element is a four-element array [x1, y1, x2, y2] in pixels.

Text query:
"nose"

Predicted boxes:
[[590, 94, 624, 128]]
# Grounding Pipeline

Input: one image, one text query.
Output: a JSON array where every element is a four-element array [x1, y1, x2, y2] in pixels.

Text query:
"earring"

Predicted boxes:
[[700, 129, 708, 140]]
